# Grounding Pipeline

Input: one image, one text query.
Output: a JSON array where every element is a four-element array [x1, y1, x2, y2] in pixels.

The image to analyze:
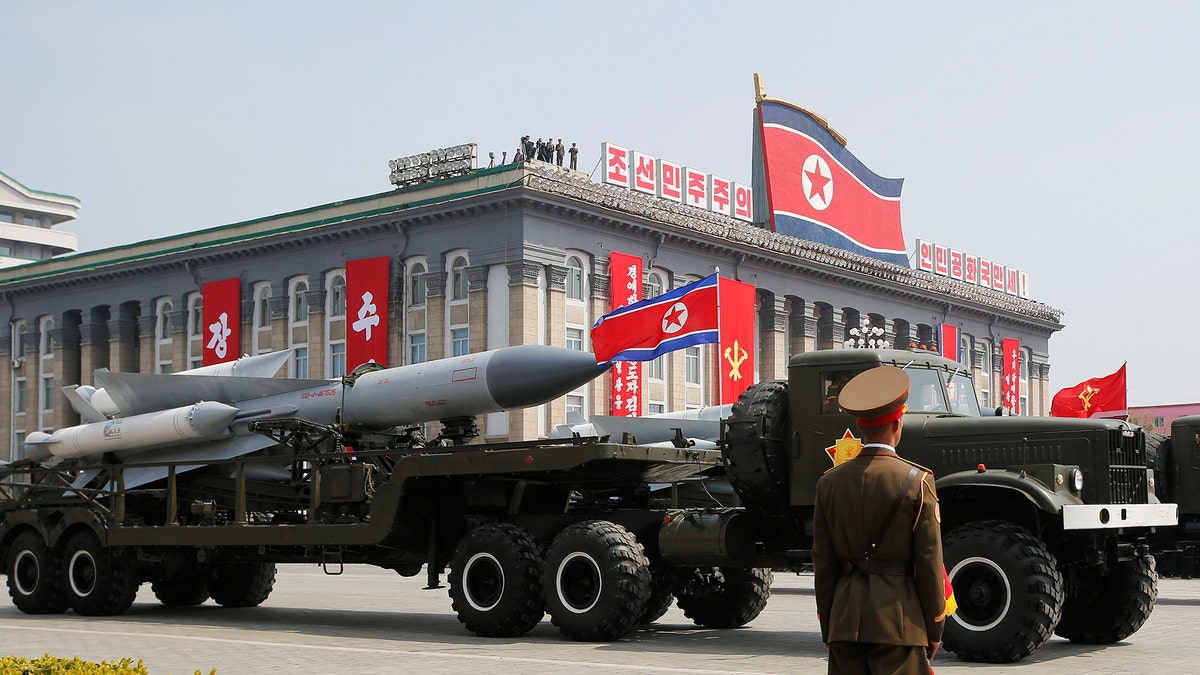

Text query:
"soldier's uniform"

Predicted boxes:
[[812, 366, 946, 675]]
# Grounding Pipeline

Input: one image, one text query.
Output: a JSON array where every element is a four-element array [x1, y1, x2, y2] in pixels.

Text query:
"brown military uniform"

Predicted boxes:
[[812, 366, 946, 675]]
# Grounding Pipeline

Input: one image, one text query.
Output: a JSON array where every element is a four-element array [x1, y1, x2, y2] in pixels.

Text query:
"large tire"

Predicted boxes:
[[5, 530, 69, 614], [448, 523, 545, 637], [152, 575, 211, 606], [674, 566, 772, 628], [542, 520, 651, 641], [943, 520, 1064, 663], [63, 530, 140, 616], [1055, 553, 1157, 644], [209, 562, 276, 608], [638, 566, 676, 625], [723, 381, 790, 512]]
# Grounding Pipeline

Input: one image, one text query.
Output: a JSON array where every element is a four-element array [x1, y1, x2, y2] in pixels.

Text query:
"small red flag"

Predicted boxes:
[[1051, 364, 1127, 418]]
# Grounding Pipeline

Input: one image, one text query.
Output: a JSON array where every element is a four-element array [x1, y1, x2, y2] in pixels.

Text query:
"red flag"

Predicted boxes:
[[591, 274, 718, 363], [346, 256, 390, 368], [1001, 338, 1020, 414], [1051, 364, 1127, 418], [202, 277, 241, 365], [608, 251, 644, 417], [938, 323, 959, 362], [718, 277, 756, 404]]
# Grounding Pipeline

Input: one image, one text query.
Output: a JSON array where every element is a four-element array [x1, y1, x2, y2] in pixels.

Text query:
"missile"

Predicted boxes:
[[24, 401, 240, 464], [33, 345, 607, 486], [551, 403, 733, 445]]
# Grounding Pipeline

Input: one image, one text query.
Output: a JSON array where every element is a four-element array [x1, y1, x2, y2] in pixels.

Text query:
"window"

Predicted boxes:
[[566, 257, 584, 300], [409, 263, 427, 306], [187, 295, 203, 339], [329, 343, 346, 378], [978, 340, 992, 408], [255, 284, 272, 329], [566, 395, 584, 415], [648, 403, 665, 415], [451, 256, 468, 300], [645, 272, 667, 382], [157, 300, 173, 340], [452, 328, 469, 356], [0, 210, 12, 223], [22, 214, 41, 227], [14, 379, 26, 414], [291, 280, 309, 324], [11, 320, 26, 362], [293, 347, 308, 379], [648, 357, 663, 380], [41, 375, 54, 412], [685, 347, 701, 384], [328, 274, 347, 317], [566, 328, 583, 351], [410, 333, 426, 364], [39, 318, 55, 357]]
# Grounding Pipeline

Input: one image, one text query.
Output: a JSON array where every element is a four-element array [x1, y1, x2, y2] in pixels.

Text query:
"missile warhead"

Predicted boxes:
[[343, 344, 608, 429]]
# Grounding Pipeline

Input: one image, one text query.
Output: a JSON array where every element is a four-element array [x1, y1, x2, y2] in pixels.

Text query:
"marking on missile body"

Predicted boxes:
[[452, 367, 478, 382]]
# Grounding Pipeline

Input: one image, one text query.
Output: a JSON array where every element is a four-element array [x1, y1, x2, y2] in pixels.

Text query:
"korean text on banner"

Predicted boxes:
[[202, 277, 241, 366], [609, 251, 644, 417], [1001, 338, 1020, 414], [346, 256, 391, 368]]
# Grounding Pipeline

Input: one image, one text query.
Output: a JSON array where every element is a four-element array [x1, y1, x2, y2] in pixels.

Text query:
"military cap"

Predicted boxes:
[[838, 366, 910, 427]]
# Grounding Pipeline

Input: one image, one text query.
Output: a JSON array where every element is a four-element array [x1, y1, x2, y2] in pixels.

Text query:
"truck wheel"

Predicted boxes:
[[152, 576, 211, 606], [942, 520, 1064, 663], [1055, 553, 1158, 644], [209, 562, 276, 608], [448, 523, 545, 637], [5, 530, 69, 614], [638, 565, 677, 624], [543, 520, 651, 641], [723, 381, 790, 512], [674, 566, 772, 628], [63, 531, 140, 616]]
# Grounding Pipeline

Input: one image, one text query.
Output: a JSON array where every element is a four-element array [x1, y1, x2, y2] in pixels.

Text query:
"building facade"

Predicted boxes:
[[0, 170, 79, 269], [0, 161, 1063, 461]]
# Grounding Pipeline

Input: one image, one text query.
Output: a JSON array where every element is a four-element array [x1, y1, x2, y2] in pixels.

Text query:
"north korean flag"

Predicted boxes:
[[757, 100, 908, 266], [591, 274, 719, 364]]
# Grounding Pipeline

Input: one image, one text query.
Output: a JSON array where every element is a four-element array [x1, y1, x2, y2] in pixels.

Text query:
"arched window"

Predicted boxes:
[[328, 273, 347, 318], [977, 339, 992, 408], [566, 256, 584, 301], [451, 256, 468, 301], [409, 262, 427, 306], [187, 294, 203, 339], [11, 319, 26, 362], [290, 278, 309, 324], [39, 317, 54, 357], [157, 300, 173, 340], [255, 284, 272, 329]]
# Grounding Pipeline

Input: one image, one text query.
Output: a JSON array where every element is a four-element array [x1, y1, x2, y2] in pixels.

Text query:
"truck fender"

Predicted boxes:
[[1, 507, 108, 550], [936, 468, 1081, 516]]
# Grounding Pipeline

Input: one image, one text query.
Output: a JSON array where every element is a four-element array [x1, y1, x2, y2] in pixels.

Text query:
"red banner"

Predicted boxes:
[[938, 323, 959, 362], [608, 252, 644, 416], [202, 277, 241, 365], [346, 256, 391, 368], [1002, 338, 1020, 414], [718, 277, 756, 404], [1051, 364, 1127, 418]]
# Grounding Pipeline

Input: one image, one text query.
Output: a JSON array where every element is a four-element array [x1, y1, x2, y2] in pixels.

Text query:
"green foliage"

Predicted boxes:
[[0, 655, 149, 674]]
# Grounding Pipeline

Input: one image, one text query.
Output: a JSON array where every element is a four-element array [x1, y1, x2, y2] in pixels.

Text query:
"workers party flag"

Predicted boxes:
[[938, 323, 960, 362], [202, 277, 241, 365], [718, 277, 756, 404], [346, 256, 391, 368], [756, 99, 907, 266], [1051, 364, 1127, 418], [591, 274, 719, 363]]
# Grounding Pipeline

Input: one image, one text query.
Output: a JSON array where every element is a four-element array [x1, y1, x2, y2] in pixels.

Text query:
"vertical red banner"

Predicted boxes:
[[202, 277, 241, 365], [718, 277, 756, 404], [346, 256, 391, 368], [938, 323, 959, 362], [609, 251, 644, 417], [1002, 337, 1020, 414]]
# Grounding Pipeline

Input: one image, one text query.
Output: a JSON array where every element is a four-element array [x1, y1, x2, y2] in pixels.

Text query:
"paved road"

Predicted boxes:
[[1, 567, 1196, 674]]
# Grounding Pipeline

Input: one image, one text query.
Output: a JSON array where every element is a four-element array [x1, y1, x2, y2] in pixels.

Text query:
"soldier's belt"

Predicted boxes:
[[841, 559, 913, 576]]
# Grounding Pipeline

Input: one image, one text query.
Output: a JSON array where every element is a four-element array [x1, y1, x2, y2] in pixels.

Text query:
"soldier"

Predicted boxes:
[[568, 142, 579, 170], [812, 366, 946, 675], [555, 139, 565, 166]]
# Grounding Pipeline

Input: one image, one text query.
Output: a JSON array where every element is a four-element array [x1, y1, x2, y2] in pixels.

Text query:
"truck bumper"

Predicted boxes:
[[1061, 503, 1179, 530]]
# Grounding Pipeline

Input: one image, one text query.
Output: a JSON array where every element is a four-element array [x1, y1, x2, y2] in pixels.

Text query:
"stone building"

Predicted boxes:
[[0, 161, 1062, 461], [0, 169, 79, 268]]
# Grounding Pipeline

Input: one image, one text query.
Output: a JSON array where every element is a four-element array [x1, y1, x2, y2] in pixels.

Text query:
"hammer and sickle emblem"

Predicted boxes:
[[723, 339, 749, 381], [1078, 384, 1099, 411]]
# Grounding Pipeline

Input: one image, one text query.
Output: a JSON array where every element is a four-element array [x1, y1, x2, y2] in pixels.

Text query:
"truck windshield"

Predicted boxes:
[[906, 367, 982, 416]]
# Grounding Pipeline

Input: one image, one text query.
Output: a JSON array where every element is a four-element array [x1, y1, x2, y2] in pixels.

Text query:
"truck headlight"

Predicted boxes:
[[1069, 468, 1084, 493]]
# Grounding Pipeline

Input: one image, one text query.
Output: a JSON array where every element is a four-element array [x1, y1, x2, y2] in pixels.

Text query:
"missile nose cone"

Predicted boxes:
[[485, 345, 607, 409]]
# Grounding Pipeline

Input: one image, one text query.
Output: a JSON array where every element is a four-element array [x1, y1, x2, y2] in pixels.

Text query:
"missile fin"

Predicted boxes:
[[63, 385, 108, 423]]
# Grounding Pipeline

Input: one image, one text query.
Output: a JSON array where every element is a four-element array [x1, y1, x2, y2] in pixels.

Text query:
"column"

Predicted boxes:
[[506, 261, 543, 440], [758, 293, 788, 382], [467, 265, 490, 355], [79, 320, 110, 386], [425, 271, 447, 361]]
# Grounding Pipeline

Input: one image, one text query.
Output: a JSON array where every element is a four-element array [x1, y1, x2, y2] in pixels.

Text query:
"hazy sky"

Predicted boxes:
[[5, 1, 1196, 406]]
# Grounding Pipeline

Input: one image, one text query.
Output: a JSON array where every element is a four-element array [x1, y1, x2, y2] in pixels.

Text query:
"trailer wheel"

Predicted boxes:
[[63, 531, 140, 616], [152, 576, 211, 606], [543, 520, 651, 641], [5, 530, 69, 614], [723, 381, 790, 512], [943, 520, 1064, 663], [638, 566, 677, 625], [674, 566, 772, 628], [1055, 552, 1158, 644], [209, 562, 276, 608], [448, 523, 545, 637]]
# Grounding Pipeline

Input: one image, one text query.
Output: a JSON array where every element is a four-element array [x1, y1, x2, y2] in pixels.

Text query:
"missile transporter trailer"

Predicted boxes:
[[0, 349, 1178, 663]]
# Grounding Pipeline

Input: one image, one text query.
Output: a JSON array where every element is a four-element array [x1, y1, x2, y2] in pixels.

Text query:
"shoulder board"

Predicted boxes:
[[896, 456, 934, 474]]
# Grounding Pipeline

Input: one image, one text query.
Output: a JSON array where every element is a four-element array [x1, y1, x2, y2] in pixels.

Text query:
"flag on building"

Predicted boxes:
[[202, 277, 241, 365], [938, 323, 960, 362], [591, 274, 719, 364], [1050, 364, 1127, 418], [718, 277, 756, 404], [755, 98, 908, 266], [608, 251, 644, 416], [1001, 338, 1020, 414], [346, 256, 391, 368]]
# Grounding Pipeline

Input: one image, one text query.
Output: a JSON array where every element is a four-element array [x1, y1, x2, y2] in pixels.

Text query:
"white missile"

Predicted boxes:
[[24, 401, 239, 464], [551, 404, 733, 445]]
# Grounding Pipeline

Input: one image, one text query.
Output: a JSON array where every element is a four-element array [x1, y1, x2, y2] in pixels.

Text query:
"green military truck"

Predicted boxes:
[[0, 348, 1177, 664], [1144, 416, 1200, 577]]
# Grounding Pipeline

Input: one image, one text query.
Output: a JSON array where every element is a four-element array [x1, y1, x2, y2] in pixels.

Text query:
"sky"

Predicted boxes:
[[4, 1, 1197, 407]]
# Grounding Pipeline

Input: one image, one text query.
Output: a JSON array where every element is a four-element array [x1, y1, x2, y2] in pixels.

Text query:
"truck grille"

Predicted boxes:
[[1108, 427, 1144, 467], [1108, 466, 1148, 504]]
